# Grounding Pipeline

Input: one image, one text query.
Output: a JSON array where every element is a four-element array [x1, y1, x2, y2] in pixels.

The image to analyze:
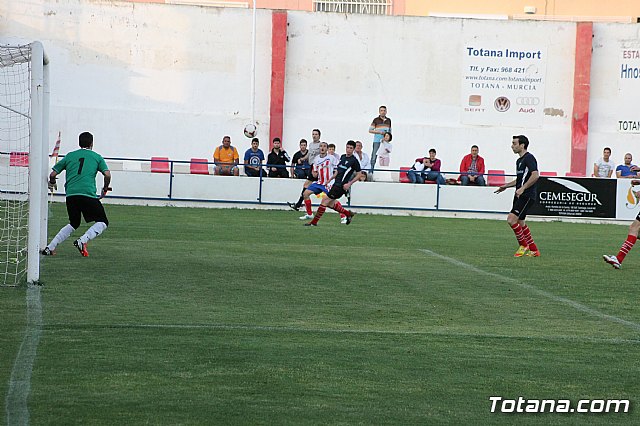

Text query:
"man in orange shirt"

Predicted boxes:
[[213, 135, 239, 176]]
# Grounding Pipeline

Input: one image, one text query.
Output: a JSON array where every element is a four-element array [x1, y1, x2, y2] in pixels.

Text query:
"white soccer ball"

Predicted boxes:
[[244, 123, 257, 138]]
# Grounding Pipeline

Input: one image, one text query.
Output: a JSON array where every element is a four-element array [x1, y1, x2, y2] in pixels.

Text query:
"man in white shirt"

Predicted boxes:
[[593, 147, 614, 178], [353, 141, 371, 181]]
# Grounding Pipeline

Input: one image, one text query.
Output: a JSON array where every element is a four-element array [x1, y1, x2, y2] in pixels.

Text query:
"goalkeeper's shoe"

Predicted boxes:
[[74, 239, 89, 257], [287, 202, 300, 211], [41, 247, 56, 256], [603, 254, 621, 269], [514, 245, 529, 257]]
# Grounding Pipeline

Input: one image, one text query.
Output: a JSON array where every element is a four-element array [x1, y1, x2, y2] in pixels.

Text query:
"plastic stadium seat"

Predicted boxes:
[[487, 169, 506, 187], [399, 167, 411, 183], [190, 158, 209, 175], [565, 172, 582, 177], [540, 171, 558, 177], [151, 157, 170, 173], [9, 152, 29, 167]]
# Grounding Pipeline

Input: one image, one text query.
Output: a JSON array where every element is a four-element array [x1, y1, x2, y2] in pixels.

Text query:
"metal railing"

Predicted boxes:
[[73, 156, 514, 214]]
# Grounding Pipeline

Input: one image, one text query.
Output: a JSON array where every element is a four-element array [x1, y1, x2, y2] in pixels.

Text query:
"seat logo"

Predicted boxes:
[[516, 97, 540, 106], [494, 97, 510, 112]]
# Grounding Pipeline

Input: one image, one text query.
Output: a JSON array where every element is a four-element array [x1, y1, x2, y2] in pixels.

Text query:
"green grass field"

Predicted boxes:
[[2, 203, 639, 424]]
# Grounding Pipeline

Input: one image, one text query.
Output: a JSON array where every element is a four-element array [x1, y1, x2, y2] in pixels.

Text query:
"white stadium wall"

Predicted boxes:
[[1, 1, 639, 185]]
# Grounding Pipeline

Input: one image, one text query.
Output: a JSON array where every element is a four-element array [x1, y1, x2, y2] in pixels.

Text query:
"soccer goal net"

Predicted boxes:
[[0, 43, 49, 286]]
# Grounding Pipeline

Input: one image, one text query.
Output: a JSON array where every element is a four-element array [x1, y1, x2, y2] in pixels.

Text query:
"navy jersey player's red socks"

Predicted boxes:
[[510, 223, 526, 246], [522, 225, 538, 251], [310, 205, 326, 225], [304, 199, 313, 215], [616, 234, 637, 263], [333, 201, 352, 217]]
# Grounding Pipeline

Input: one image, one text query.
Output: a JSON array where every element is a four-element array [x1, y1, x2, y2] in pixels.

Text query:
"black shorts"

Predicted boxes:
[[327, 184, 347, 200], [66, 195, 109, 229], [510, 195, 535, 220]]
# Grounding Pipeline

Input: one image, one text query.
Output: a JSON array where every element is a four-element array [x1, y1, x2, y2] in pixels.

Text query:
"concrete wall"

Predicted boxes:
[[1, 1, 639, 177], [2, 0, 274, 160]]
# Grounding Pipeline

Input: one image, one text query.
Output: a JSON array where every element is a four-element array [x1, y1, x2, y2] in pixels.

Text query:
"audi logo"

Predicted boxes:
[[494, 96, 510, 112], [516, 97, 540, 106]]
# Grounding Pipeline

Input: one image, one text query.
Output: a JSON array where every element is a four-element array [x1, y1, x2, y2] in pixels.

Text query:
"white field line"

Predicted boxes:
[[6, 285, 43, 426], [419, 248, 640, 333], [44, 323, 640, 345]]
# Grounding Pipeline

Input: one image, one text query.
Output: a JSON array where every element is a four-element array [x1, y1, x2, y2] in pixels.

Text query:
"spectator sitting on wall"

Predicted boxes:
[[407, 154, 427, 184], [291, 139, 310, 179], [244, 137, 267, 177], [459, 144, 486, 186], [353, 141, 371, 181], [213, 135, 239, 176], [593, 147, 614, 178], [616, 153, 640, 179], [423, 148, 446, 185], [267, 137, 291, 178]]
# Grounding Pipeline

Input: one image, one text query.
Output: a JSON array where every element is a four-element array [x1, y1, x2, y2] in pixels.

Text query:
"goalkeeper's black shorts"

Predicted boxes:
[[66, 195, 109, 228]]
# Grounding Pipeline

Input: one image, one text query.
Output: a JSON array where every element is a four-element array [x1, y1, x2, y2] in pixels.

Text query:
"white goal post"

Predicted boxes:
[[0, 42, 50, 285]]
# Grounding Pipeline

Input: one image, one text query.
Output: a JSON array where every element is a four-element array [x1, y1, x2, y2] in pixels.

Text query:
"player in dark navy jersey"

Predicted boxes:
[[494, 135, 541, 257], [305, 140, 362, 226]]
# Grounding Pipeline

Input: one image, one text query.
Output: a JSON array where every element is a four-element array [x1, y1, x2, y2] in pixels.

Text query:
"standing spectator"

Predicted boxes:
[[327, 143, 341, 163], [616, 153, 640, 179], [377, 132, 393, 167], [213, 135, 239, 176], [289, 129, 324, 210], [494, 135, 541, 257], [423, 148, 446, 185], [353, 141, 371, 181], [459, 145, 486, 186], [267, 137, 290, 178], [369, 105, 391, 173], [243, 137, 267, 177], [291, 139, 310, 179], [594, 147, 614, 178]]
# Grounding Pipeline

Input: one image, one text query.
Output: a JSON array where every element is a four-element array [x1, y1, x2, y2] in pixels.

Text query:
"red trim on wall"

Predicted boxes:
[[269, 11, 287, 150], [570, 22, 592, 176]]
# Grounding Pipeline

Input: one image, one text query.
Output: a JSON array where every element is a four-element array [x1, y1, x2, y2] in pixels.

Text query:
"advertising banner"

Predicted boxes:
[[615, 179, 640, 220], [529, 177, 617, 218], [461, 45, 547, 128], [617, 46, 640, 133]]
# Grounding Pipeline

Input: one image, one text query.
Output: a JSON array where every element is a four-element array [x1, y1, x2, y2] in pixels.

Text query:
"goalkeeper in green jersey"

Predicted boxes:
[[41, 132, 111, 257]]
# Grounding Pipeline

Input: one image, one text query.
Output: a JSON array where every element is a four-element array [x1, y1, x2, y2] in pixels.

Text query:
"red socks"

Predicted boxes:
[[521, 225, 538, 252], [310, 205, 326, 225], [334, 201, 349, 218], [304, 199, 312, 215], [617, 234, 637, 263], [510, 223, 526, 246]]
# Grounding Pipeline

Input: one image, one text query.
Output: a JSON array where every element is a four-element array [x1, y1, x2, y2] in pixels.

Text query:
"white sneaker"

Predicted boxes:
[[299, 214, 313, 220], [340, 217, 348, 224], [603, 254, 621, 269]]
